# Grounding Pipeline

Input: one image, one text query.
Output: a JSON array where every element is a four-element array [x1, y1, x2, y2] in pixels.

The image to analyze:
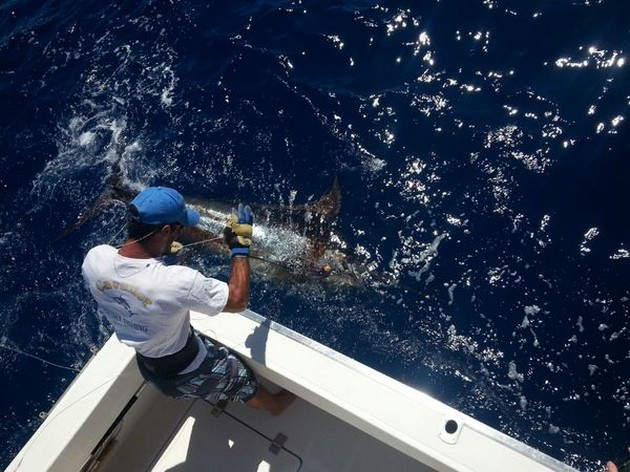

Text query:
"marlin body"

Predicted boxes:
[[185, 184, 360, 285], [65, 159, 365, 286]]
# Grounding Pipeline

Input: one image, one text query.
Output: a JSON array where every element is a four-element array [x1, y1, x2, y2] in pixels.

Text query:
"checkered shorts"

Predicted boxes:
[[137, 337, 259, 403]]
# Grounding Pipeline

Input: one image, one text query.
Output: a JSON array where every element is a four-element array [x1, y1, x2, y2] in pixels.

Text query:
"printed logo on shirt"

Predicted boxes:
[[96, 280, 153, 306], [112, 296, 135, 317]]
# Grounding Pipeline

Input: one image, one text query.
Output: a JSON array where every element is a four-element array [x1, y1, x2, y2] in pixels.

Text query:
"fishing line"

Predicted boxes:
[[117, 227, 160, 249], [108, 225, 338, 278], [0, 342, 81, 373], [178, 237, 223, 249], [109, 222, 223, 251], [108, 222, 129, 245]]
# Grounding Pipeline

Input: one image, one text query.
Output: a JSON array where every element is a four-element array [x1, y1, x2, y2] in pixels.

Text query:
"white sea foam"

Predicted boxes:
[[508, 361, 524, 382]]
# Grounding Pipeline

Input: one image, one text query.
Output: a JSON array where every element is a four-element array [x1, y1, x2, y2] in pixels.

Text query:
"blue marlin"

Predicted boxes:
[[181, 176, 363, 285], [62, 156, 366, 286]]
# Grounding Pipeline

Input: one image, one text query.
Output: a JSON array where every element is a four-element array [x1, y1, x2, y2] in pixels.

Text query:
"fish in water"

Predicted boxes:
[[62, 154, 367, 286], [184, 180, 362, 285]]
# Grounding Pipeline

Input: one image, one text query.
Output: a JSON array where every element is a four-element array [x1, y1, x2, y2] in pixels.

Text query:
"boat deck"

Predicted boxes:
[[7, 309, 579, 472], [93, 381, 433, 472]]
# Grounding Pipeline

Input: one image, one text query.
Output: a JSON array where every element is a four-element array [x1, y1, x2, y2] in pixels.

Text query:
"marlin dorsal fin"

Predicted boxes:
[[308, 175, 341, 219]]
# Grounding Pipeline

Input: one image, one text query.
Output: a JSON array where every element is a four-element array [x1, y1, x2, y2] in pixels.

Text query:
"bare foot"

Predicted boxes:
[[270, 389, 296, 416], [246, 386, 296, 415]]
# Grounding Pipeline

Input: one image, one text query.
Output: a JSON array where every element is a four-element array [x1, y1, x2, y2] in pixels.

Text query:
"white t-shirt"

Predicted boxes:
[[82, 245, 229, 368]]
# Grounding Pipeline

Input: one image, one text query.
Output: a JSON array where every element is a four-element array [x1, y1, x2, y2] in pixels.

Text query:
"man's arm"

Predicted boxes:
[[224, 256, 250, 312], [223, 203, 253, 312]]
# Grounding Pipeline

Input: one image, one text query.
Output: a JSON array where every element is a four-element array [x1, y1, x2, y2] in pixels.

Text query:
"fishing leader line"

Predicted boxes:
[[0, 342, 82, 373], [176, 237, 223, 249], [107, 220, 224, 251]]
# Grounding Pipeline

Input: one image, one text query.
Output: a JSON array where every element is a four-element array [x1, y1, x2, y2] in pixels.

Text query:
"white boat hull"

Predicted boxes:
[[6, 309, 579, 472]]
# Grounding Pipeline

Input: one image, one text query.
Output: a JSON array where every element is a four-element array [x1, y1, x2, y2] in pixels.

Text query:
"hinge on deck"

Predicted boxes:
[[269, 433, 288, 454], [210, 399, 228, 417]]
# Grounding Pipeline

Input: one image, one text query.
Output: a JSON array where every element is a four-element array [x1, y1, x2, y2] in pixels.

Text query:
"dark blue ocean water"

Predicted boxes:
[[1, 1, 629, 470]]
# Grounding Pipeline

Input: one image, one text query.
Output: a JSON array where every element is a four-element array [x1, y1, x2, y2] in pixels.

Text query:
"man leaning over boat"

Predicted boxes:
[[82, 186, 295, 415]]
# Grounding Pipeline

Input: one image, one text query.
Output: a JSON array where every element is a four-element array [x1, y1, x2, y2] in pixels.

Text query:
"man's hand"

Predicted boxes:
[[224, 203, 253, 257]]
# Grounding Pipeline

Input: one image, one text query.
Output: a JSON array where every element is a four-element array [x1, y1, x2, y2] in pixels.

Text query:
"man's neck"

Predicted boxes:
[[118, 240, 160, 259]]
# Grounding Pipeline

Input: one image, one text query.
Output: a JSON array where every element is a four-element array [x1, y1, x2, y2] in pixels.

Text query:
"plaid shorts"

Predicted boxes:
[[137, 337, 259, 403]]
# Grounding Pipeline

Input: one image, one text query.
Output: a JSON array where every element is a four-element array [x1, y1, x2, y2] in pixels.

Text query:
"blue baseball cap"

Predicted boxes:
[[129, 187, 200, 226]]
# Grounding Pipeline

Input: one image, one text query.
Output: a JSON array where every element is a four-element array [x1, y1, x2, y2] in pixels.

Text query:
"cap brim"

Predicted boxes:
[[184, 208, 200, 226]]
